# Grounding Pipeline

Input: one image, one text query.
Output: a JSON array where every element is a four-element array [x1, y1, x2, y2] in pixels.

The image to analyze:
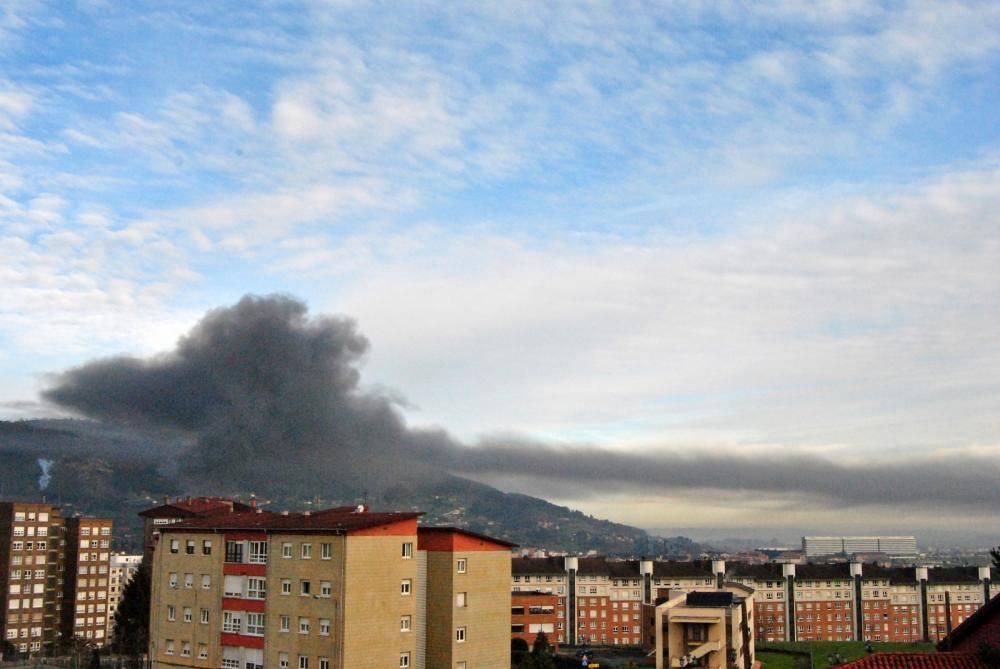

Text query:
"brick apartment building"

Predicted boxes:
[[512, 557, 998, 648], [148, 505, 513, 669], [511, 592, 560, 651], [139, 497, 256, 564], [0, 501, 116, 655]]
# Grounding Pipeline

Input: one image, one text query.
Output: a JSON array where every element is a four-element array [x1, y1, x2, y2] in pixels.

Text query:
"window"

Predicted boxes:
[[401, 579, 412, 595], [246, 613, 265, 636], [402, 542, 413, 558], [320, 581, 332, 597], [400, 615, 411, 632], [282, 543, 293, 558], [247, 577, 266, 599], [319, 618, 331, 635], [279, 654, 289, 669], [224, 575, 243, 597], [248, 541, 267, 564], [186, 541, 195, 555], [280, 615, 290, 632], [203, 540, 212, 556], [223, 611, 242, 633], [319, 658, 329, 669], [456, 558, 467, 573], [400, 653, 410, 669], [181, 641, 191, 657], [281, 579, 292, 595], [165, 640, 174, 655], [170, 540, 179, 554], [183, 607, 192, 623], [301, 543, 312, 559], [200, 608, 209, 624], [298, 657, 308, 669], [225, 541, 243, 563], [202, 574, 211, 590], [321, 543, 332, 559], [198, 644, 208, 659], [167, 605, 176, 621], [456, 592, 467, 608], [299, 617, 310, 634], [184, 573, 194, 589], [456, 627, 466, 643], [300, 580, 311, 596]]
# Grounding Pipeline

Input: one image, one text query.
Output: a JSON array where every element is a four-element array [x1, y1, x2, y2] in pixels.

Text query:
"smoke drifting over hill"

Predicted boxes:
[[43, 294, 1000, 513], [43, 295, 457, 495]]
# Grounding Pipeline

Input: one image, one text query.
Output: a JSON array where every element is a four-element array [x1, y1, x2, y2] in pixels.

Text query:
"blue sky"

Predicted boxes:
[[2, 1, 1000, 532]]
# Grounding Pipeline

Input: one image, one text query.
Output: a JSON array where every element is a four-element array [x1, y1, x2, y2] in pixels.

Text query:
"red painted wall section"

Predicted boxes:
[[223, 563, 266, 577], [225, 532, 267, 541], [350, 517, 418, 537], [222, 598, 266, 613], [219, 633, 264, 649], [418, 530, 510, 552]]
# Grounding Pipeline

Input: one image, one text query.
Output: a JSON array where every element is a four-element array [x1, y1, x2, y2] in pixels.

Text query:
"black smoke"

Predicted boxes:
[[42, 294, 1000, 513], [43, 294, 458, 495]]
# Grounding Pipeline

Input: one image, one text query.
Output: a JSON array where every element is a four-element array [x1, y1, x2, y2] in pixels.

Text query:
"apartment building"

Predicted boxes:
[[417, 527, 514, 669], [61, 517, 114, 645], [139, 497, 256, 563], [803, 537, 918, 559], [513, 557, 998, 648], [654, 585, 755, 669], [106, 553, 142, 638], [148, 506, 514, 669], [0, 502, 64, 656], [511, 592, 560, 651]]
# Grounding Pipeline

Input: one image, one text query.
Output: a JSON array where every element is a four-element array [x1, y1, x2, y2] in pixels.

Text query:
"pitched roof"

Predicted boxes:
[[513, 557, 567, 576], [138, 497, 255, 518], [653, 560, 715, 578], [417, 526, 519, 549], [159, 506, 421, 534], [938, 592, 1000, 651], [838, 653, 988, 669], [927, 567, 990, 585]]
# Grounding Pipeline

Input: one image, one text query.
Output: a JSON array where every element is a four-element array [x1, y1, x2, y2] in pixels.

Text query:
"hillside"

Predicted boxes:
[[0, 419, 698, 556]]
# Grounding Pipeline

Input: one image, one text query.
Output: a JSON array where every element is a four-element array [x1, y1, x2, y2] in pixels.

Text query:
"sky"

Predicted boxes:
[[2, 1, 999, 536]]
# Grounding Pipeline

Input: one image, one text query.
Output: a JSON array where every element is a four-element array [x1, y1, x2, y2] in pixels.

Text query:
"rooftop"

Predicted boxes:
[[838, 653, 988, 669], [159, 506, 422, 534]]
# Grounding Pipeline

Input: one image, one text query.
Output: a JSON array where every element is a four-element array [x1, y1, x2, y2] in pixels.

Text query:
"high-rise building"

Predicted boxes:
[[106, 553, 143, 639], [62, 517, 114, 645], [802, 536, 918, 558], [0, 502, 64, 656], [147, 506, 514, 669]]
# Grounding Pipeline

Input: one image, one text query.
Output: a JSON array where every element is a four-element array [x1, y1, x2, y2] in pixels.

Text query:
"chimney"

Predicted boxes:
[[303, 511, 311, 517], [250, 495, 257, 510], [281, 511, 289, 516]]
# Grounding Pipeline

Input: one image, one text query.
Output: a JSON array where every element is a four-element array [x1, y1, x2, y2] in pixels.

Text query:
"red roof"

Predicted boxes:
[[418, 526, 519, 549], [158, 506, 422, 534], [938, 592, 1000, 651], [139, 497, 255, 518], [839, 653, 989, 669]]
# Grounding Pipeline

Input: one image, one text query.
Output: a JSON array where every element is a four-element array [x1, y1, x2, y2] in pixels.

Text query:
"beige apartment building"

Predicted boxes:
[[148, 505, 514, 669], [417, 527, 514, 669], [654, 584, 755, 669]]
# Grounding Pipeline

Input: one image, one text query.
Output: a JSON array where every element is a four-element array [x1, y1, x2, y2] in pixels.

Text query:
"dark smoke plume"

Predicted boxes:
[[44, 294, 458, 495], [43, 294, 1000, 512]]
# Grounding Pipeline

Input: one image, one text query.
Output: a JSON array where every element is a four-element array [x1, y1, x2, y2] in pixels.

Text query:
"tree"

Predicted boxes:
[[112, 561, 151, 658], [990, 545, 999, 569], [532, 631, 552, 656]]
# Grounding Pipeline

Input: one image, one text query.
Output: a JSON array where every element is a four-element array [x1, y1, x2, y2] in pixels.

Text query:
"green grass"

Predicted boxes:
[[758, 641, 938, 669], [757, 651, 806, 669]]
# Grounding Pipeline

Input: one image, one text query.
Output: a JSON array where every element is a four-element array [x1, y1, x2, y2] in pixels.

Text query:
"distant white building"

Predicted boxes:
[[106, 553, 143, 638], [802, 536, 917, 558]]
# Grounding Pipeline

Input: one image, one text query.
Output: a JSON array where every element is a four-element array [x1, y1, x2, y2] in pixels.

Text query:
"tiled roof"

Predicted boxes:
[[927, 567, 989, 584], [138, 497, 255, 518], [838, 653, 988, 669], [513, 557, 567, 575], [159, 507, 421, 534], [653, 560, 715, 578], [726, 563, 786, 579], [938, 593, 1000, 651], [796, 563, 854, 579]]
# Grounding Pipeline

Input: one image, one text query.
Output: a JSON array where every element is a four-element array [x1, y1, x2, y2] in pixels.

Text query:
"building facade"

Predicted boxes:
[[802, 537, 918, 559], [106, 553, 143, 639], [513, 557, 998, 648], [0, 502, 64, 656], [654, 585, 755, 669], [148, 507, 513, 669], [138, 497, 256, 564], [61, 517, 114, 646]]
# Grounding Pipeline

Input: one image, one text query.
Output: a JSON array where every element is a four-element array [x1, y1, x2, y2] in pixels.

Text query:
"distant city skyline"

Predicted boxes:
[[1, 2, 999, 533]]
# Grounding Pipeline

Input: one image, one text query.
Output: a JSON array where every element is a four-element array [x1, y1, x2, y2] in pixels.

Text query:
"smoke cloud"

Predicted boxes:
[[43, 294, 458, 495], [43, 294, 1000, 512]]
